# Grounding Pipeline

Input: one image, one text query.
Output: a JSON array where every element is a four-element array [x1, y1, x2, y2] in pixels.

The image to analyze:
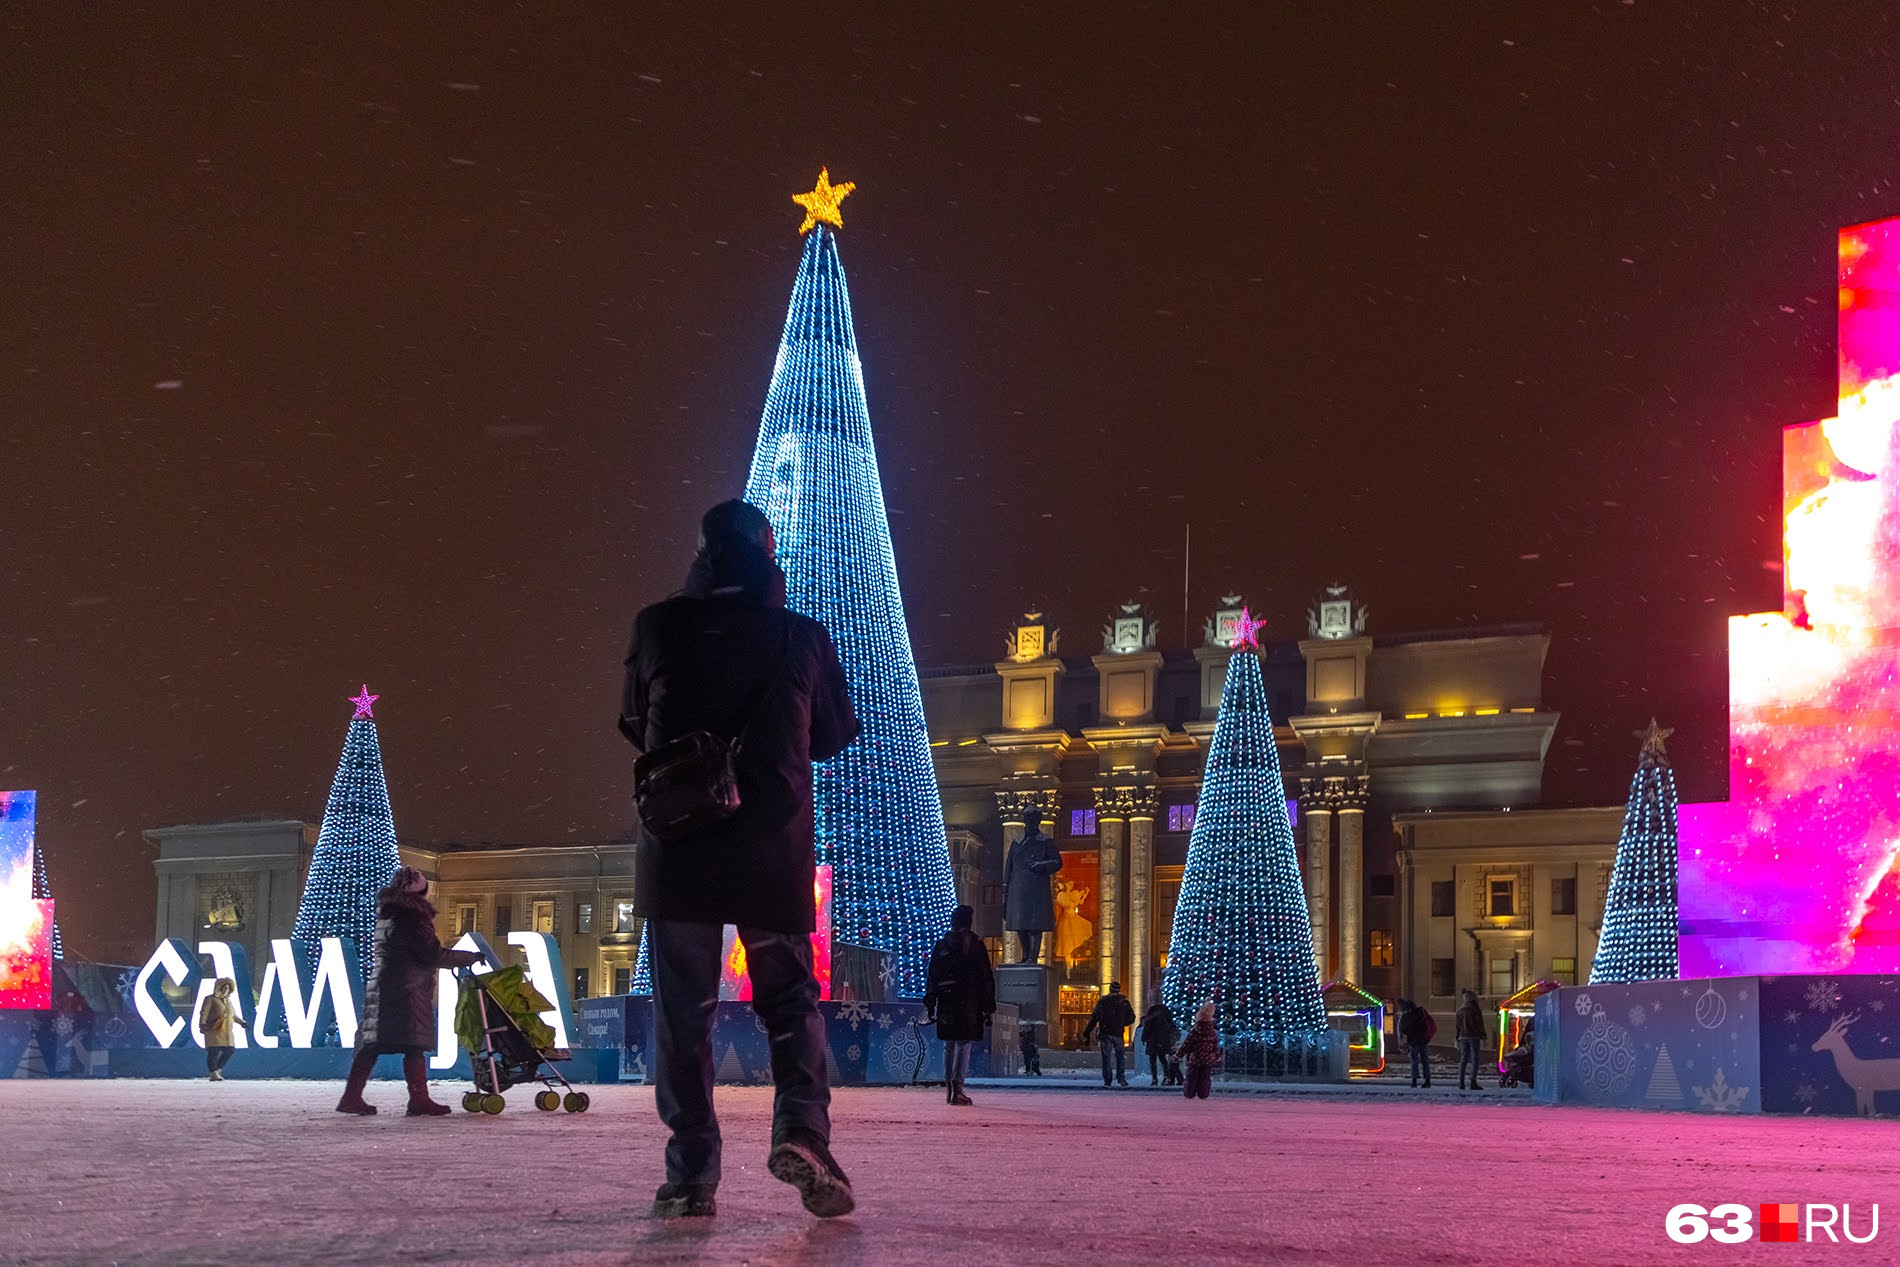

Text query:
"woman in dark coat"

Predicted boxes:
[[335, 867, 484, 1117], [1139, 1002, 1180, 1086], [924, 904, 995, 1107]]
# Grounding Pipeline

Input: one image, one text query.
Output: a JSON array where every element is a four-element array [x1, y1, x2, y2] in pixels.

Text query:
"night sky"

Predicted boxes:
[[7, 4, 1899, 959]]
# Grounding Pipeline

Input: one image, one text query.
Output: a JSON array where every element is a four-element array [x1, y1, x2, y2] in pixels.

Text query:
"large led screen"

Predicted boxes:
[[0, 790, 52, 1010], [1679, 217, 1900, 975]]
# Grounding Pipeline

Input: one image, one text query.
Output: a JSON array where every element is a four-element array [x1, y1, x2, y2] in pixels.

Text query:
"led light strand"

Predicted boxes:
[[291, 687, 403, 977], [1589, 719, 1681, 984], [1160, 642, 1326, 1044]]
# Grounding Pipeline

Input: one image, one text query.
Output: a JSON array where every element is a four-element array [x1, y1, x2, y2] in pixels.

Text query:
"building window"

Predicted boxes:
[[1429, 958, 1456, 997], [455, 904, 477, 936], [1070, 808, 1097, 837], [1430, 881, 1455, 918], [983, 936, 1003, 968], [1551, 877, 1577, 916], [495, 904, 513, 936], [531, 900, 555, 935], [1488, 878, 1516, 918], [612, 966, 631, 996], [1490, 957, 1516, 996], [1369, 930, 1394, 968], [613, 900, 638, 933], [1369, 874, 1395, 898], [981, 884, 1003, 907], [573, 967, 590, 1000], [1166, 803, 1196, 833], [575, 902, 594, 934], [1551, 956, 1577, 986]]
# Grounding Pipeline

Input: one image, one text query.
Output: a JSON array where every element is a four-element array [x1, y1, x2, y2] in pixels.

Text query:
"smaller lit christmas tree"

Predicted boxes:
[[292, 686, 402, 975], [30, 824, 61, 961], [1161, 610, 1327, 1053], [1589, 719, 1681, 984]]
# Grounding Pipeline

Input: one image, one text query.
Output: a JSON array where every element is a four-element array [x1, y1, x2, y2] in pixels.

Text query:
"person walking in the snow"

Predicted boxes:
[[1175, 1000, 1222, 1100], [1082, 981, 1137, 1087], [335, 867, 485, 1117], [1139, 1002, 1180, 1086], [924, 903, 995, 1107], [1017, 1020, 1042, 1076], [620, 499, 861, 1221], [1398, 998, 1435, 1088], [1455, 989, 1486, 1090], [199, 978, 239, 1081]]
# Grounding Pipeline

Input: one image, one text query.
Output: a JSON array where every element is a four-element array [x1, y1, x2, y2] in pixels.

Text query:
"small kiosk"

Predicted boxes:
[[1321, 980, 1387, 1075], [1496, 979, 1559, 1072]]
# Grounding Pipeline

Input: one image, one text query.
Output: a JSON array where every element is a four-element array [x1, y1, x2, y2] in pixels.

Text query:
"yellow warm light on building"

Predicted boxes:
[[1475, 707, 1501, 716], [1441, 710, 1466, 718], [957, 737, 980, 747], [1403, 712, 1429, 720]]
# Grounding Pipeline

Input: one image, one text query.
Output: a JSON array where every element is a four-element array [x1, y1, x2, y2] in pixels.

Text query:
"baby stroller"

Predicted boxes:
[[456, 964, 589, 1114], [1497, 1040, 1535, 1088]]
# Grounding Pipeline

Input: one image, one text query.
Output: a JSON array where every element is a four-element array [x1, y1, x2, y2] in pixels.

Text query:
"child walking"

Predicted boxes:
[[1175, 1000, 1222, 1100]]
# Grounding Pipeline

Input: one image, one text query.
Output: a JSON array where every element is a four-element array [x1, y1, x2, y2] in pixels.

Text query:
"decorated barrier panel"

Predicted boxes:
[[1534, 975, 1900, 1116]]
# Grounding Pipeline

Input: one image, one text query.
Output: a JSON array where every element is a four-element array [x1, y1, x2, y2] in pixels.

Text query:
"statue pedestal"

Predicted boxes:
[[996, 964, 1053, 1032]]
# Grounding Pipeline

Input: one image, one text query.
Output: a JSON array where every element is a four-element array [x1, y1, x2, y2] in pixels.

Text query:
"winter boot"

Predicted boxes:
[[950, 1081, 974, 1107], [768, 1132, 856, 1218], [402, 1052, 450, 1116], [652, 1182, 717, 1218], [336, 1047, 379, 1115]]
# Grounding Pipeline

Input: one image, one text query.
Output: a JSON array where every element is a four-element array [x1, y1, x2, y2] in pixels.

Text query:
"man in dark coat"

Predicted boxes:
[[1002, 809, 1063, 963], [335, 867, 484, 1117], [924, 904, 995, 1107], [620, 500, 861, 1221], [1454, 989, 1486, 1091], [1082, 981, 1137, 1088]]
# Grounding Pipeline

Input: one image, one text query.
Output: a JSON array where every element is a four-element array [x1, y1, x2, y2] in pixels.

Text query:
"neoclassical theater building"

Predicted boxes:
[[148, 589, 1624, 1044]]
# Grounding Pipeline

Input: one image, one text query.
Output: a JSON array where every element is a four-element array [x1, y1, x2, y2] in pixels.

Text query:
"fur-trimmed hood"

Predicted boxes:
[[377, 884, 437, 922]]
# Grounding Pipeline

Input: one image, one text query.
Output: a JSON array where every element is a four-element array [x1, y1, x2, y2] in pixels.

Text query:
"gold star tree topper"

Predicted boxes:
[[793, 168, 855, 234], [1637, 717, 1675, 761]]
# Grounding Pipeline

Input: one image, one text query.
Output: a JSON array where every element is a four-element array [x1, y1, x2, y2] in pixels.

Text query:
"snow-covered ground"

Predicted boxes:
[[2, 1078, 1893, 1265]]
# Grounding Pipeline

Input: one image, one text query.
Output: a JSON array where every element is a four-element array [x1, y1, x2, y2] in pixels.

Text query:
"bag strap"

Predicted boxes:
[[728, 621, 794, 753]]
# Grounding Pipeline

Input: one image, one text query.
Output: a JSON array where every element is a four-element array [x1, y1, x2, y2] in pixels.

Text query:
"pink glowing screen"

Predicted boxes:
[[719, 864, 834, 1000], [1678, 216, 1900, 975], [0, 790, 52, 1010]]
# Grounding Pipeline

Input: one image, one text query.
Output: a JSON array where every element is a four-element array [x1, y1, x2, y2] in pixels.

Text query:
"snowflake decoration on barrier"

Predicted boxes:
[[837, 999, 872, 1030], [1807, 979, 1841, 1012], [1691, 1067, 1750, 1113], [1629, 1005, 1647, 1027], [1574, 991, 1594, 1016]]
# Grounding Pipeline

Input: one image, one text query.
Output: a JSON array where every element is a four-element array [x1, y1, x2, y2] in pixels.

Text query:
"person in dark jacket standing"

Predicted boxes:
[[1002, 809, 1063, 963], [924, 904, 995, 1107], [1017, 1021, 1042, 1076], [1398, 998, 1434, 1089], [1082, 982, 1137, 1088], [620, 500, 861, 1222], [1455, 989, 1486, 1090], [335, 868, 484, 1117], [1139, 1002, 1180, 1086]]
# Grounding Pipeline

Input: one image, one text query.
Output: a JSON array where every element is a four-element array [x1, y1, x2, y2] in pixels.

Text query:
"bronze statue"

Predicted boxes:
[[1003, 808, 1064, 963]]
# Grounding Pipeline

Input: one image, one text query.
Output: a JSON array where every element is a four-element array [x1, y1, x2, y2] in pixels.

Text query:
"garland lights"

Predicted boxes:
[[1589, 719, 1682, 984], [291, 686, 402, 977], [1161, 610, 1327, 1043]]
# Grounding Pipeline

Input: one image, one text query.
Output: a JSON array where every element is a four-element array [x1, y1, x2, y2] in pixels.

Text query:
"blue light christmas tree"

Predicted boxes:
[[29, 822, 61, 961], [1589, 719, 1681, 984], [292, 686, 402, 976], [738, 170, 956, 996], [1161, 611, 1326, 1051]]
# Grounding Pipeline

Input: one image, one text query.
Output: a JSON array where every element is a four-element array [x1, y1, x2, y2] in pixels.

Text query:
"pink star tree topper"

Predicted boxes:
[[349, 685, 379, 719], [1231, 607, 1268, 650]]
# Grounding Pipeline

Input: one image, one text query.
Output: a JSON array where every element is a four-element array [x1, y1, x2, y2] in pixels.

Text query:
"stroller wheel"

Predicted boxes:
[[461, 1093, 481, 1113], [480, 1093, 505, 1115], [564, 1091, 589, 1113], [535, 1090, 560, 1112]]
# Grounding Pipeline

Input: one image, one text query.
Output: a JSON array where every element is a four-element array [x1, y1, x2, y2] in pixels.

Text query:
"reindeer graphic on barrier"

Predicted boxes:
[[1811, 1011, 1900, 1116]]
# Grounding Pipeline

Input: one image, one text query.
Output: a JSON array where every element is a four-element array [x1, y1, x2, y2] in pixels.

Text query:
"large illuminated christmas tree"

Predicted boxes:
[[292, 686, 402, 975], [1161, 611, 1326, 1046], [1589, 719, 1682, 984], [737, 170, 956, 996]]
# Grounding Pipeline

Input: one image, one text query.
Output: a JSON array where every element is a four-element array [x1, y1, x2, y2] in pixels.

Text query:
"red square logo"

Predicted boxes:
[[1760, 1204, 1800, 1243]]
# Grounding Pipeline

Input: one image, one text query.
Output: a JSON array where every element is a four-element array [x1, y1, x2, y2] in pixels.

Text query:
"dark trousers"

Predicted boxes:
[[1183, 1064, 1212, 1099], [341, 1046, 432, 1105], [1409, 1043, 1430, 1086], [1015, 930, 1044, 963], [1148, 1050, 1166, 1083], [1457, 1036, 1482, 1085], [206, 1046, 234, 1075], [1020, 1047, 1040, 1074], [649, 919, 829, 1188], [1097, 1035, 1126, 1084], [944, 1038, 974, 1084]]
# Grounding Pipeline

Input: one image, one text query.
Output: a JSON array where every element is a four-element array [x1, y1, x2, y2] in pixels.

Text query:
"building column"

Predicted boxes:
[[1094, 784, 1128, 996], [1338, 806, 1365, 984], [1302, 805, 1333, 981], [1126, 786, 1159, 1018]]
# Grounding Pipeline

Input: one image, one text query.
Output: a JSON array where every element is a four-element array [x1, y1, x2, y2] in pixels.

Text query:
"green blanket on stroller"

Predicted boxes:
[[455, 964, 557, 1053]]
